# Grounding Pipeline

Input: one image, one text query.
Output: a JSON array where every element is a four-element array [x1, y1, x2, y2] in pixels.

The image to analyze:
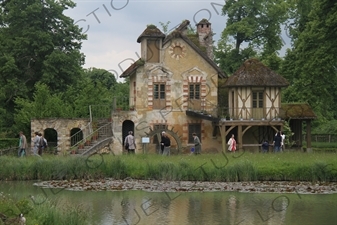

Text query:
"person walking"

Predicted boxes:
[[227, 134, 237, 152], [18, 131, 28, 157], [32, 131, 40, 156], [161, 131, 171, 156], [160, 131, 166, 154], [37, 133, 44, 155], [273, 131, 282, 153], [124, 131, 136, 154], [192, 133, 201, 155], [281, 132, 286, 152]]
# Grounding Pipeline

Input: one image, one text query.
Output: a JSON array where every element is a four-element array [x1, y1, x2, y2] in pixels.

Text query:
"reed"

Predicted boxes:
[[0, 152, 336, 182], [0, 193, 88, 225]]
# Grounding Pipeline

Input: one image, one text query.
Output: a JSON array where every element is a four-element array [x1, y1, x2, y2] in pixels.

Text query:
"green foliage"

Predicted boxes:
[[158, 21, 171, 34], [312, 120, 337, 134], [0, 192, 88, 225], [215, 38, 257, 75], [281, 0, 337, 121], [215, 0, 288, 75], [0, 0, 86, 134], [283, 120, 295, 147], [14, 82, 74, 132], [0, 138, 18, 149]]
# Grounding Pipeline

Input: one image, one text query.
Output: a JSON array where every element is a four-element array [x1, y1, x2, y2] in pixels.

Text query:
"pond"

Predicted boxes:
[[0, 181, 336, 225]]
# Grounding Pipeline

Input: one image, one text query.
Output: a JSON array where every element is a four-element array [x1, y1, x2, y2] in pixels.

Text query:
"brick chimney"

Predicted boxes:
[[196, 19, 213, 60]]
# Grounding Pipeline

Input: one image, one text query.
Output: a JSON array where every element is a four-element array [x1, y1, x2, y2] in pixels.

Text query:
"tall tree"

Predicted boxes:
[[281, 0, 337, 121], [0, 0, 86, 129], [215, 0, 288, 74]]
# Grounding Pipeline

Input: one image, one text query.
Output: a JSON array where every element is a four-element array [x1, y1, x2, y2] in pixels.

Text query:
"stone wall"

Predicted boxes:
[[31, 118, 90, 153]]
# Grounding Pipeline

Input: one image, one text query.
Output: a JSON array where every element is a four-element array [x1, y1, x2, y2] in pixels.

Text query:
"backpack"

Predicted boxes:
[[43, 139, 48, 148], [40, 137, 47, 148]]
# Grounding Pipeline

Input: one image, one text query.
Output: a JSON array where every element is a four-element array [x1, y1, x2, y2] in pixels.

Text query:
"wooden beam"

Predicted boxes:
[[238, 125, 243, 150], [306, 120, 312, 152]]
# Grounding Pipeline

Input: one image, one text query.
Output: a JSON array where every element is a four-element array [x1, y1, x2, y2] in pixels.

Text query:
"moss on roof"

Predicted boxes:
[[280, 103, 317, 119], [186, 33, 207, 54], [224, 58, 289, 87], [137, 25, 166, 43], [197, 18, 211, 25]]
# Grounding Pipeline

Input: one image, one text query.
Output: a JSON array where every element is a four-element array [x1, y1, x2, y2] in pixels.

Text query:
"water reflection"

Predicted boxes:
[[0, 181, 337, 225]]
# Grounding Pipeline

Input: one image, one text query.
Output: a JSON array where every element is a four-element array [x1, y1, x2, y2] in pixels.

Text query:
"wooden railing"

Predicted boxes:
[[303, 134, 337, 143]]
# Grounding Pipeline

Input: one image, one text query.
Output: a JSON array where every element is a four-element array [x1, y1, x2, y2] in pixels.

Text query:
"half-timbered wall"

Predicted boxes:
[[228, 87, 282, 120]]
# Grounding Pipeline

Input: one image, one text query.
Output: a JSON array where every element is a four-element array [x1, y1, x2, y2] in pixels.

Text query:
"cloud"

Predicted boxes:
[[66, 0, 291, 80]]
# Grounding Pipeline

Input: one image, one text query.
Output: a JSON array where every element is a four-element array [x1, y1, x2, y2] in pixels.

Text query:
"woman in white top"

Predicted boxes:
[[227, 134, 236, 152]]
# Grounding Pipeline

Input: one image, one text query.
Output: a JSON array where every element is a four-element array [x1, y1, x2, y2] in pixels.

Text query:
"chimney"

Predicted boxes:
[[196, 19, 213, 60]]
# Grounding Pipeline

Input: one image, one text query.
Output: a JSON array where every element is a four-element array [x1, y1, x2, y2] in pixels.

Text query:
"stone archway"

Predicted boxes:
[[70, 128, 83, 146], [31, 118, 90, 153], [44, 128, 58, 150], [145, 128, 182, 154], [122, 120, 135, 145]]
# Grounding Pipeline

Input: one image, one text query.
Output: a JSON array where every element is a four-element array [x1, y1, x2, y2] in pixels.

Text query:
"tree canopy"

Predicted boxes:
[[0, 0, 86, 131], [281, 0, 337, 121], [215, 0, 288, 74]]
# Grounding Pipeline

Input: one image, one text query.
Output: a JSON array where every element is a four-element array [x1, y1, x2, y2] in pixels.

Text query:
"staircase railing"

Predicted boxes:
[[69, 121, 113, 154], [69, 122, 92, 151]]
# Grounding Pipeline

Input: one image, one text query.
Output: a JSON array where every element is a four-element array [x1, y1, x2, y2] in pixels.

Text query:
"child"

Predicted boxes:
[[261, 140, 269, 153]]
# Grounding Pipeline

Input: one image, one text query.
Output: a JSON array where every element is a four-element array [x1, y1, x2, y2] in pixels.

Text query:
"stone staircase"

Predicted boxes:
[[75, 120, 114, 156]]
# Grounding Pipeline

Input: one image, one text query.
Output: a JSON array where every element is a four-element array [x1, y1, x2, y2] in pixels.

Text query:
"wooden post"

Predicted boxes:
[[219, 123, 227, 152], [306, 120, 312, 153], [238, 125, 243, 151]]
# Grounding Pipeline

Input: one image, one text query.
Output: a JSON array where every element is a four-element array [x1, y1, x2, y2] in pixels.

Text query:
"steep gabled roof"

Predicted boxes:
[[122, 20, 227, 78], [120, 59, 144, 78], [137, 25, 166, 43], [163, 20, 226, 78], [280, 103, 317, 119], [224, 58, 289, 87]]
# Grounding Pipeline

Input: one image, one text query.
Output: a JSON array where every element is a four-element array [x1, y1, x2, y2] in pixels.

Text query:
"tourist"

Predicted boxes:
[[281, 132, 286, 152], [192, 133, 201, 155], [32, 132, 40, 156], [18, 131, 28, 157], [160, 131, 166, 154], [273, 131, 282, 153], [261, 140, 269, 153], [227, 134, 236, 152], [38, 133, 44, 155], [161, 131, 171, 156], [124, 131, 136, 154]]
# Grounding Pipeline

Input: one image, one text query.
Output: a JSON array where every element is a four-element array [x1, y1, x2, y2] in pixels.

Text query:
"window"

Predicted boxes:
[[188, 84, 201, 110], [252, 91, 263, 108], [153, 83, 166, 109], [189, 84, 200, 99], [188, 124, 201, 143]]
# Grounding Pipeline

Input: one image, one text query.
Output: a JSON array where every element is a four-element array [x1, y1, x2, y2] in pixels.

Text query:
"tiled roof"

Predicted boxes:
[[224, 58, 289, 87], [120, 59, 143, 78], [280, 103, 317, 119], [137, 25, 166, 43], [163, 20, 226, 78], [121, 19, 226, 78]]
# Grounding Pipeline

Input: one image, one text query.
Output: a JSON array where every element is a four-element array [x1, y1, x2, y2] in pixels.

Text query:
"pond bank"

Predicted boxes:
[[34, 179, 337, 194]]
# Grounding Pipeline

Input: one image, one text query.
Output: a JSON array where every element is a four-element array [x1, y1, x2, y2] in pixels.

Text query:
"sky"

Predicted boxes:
[[65, 0, 291, 81]]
